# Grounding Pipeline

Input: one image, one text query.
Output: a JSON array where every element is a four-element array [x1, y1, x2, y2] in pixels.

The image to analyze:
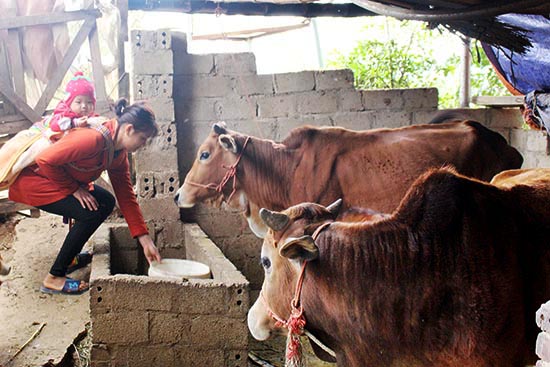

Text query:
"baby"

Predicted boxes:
[[48, 71, 97, 132], [10, 72, 104, 174]]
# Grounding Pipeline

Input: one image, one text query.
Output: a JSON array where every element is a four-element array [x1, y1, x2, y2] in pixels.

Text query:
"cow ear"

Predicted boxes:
[[219, 134, 238, 153], [213, 122, 227, 135], [326, 198, 343, 217], [260, 208, 289, 231], [280, 235, 319, 261]]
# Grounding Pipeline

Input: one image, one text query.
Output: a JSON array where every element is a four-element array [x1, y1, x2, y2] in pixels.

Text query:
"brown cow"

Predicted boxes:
[[248, 168, 550, 367], [175, 121, 522, 237]]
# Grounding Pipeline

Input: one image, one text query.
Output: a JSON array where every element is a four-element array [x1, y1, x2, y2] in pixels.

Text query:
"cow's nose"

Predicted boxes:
[[174, 193, 179, 205]]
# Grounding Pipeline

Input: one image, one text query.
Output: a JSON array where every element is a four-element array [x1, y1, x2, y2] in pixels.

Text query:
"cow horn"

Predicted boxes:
[[260, 208, 289, 231], [326, 198, 343, 216], [213, 122, 227, 135]]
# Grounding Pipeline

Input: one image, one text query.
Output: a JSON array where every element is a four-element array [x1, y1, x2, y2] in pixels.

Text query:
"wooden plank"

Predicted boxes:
[[7, 28, 26, 100], [0, 113, 26, 123], [118, 0, 129, 42], [33, 17, 96, 117], [88, 21, 108, 110], [0, 198, 39, 217], [117, 0, 129, 99], [471, 95, 524, 107], [0, 78, 40, 122], [0, 118, 31, 135], [0, 39, 15, 116], [0, 9, 100, 30]]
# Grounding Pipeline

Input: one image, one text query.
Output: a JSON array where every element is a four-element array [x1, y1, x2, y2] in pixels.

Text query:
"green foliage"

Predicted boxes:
[[327, 18, 509, 108], [330, 38, 435, 89]]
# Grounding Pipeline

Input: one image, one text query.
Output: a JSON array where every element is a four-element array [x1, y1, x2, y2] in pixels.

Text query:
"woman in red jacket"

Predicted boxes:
[[9, 99, 162, 295]]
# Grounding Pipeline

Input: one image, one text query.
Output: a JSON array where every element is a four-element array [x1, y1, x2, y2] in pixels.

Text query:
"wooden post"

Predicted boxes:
[[459, 37, 471, 108], [88, 21, 109, 114]]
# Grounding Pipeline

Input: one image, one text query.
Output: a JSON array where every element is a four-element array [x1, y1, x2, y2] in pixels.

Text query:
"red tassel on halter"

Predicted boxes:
[[285, 312, 306, 366]]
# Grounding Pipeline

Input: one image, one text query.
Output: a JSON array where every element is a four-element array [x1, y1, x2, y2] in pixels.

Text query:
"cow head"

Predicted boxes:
[[174, 122, 266, 234], [247, 199, 342, 341]]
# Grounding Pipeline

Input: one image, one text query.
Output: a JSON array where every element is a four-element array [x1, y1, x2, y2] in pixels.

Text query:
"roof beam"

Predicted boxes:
[[128, 0, 376, 17]]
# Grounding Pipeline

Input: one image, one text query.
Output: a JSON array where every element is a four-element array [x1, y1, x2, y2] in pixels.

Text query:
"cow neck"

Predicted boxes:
[[239, 137, 296, 210], [261, 220, 336, 362]]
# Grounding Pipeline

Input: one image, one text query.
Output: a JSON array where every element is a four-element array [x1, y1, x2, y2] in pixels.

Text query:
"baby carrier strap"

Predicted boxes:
[[94, 124, 115, 168], [67, 123, 115, 172]]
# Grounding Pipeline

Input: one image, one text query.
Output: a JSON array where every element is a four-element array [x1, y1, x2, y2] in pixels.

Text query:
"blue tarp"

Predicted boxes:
[[482, 14, 550, 95]]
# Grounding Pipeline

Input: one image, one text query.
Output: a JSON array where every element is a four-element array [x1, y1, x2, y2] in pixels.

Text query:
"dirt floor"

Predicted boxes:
[[0, 212, 90, 367]]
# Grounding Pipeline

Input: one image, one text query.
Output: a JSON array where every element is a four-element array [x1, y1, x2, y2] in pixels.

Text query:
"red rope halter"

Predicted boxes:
[[184, 136, 250, 204], [261, 221, 332, 361]]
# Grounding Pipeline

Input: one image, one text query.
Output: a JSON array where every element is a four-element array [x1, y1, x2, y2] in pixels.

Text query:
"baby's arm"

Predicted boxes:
[[50, 114, 88, 131]]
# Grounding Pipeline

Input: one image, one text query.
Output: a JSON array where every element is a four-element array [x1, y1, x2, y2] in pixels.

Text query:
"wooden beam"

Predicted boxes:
[[0, 45, 15, 116], [0, 198, 39, 217], [0, 78, 40, 122], [128, 0, 376, 17], [7, 28, 26, 100], [0, 9, 101, 30], [33, 17, 96, 117], [192, 22, 310, 40], [0, 118, 31, 135], [88, 22, 108, 109], [471, 95, 524, 107], [0, 113, 26, 123]]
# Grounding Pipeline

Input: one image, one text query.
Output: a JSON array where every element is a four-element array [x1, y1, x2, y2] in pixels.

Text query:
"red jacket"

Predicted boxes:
[[9, 119, 148, 238]]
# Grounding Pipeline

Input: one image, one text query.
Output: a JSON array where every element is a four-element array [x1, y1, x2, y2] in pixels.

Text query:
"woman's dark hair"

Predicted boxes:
[[114, 98, 158, 137]]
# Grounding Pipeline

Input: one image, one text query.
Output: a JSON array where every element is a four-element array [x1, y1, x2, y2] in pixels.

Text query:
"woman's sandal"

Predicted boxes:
[[40, 278, 89, 295], [66, 251, 93, 274]]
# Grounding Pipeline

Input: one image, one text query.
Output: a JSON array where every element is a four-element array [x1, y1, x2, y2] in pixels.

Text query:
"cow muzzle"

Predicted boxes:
[[174, 184, 196, 208], [247, 299, 273, 341]]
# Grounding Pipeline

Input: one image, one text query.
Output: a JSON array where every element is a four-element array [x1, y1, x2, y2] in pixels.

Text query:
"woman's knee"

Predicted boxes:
[[98, 192, 115, 219]]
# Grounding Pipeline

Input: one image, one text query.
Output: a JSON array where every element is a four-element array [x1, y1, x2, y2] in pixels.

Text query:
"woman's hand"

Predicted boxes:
[[138, 234, 162, 264], [72, 187, 98, 211]]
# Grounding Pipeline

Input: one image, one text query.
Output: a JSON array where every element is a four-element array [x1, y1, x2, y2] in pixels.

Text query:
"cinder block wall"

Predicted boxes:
[[90, 223, 249, 367], [130, 30, 549, 290], [130, 30, 182, 257]]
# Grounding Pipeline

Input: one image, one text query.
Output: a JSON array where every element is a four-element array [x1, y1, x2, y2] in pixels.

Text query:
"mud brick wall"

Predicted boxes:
[[89, 223, 249, 367], [128, 29, 548, 291]]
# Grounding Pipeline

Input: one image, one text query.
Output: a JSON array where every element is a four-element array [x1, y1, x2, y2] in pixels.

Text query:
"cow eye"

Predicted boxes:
[[199, 151, 210, 161], [260, 257, 271, 270]]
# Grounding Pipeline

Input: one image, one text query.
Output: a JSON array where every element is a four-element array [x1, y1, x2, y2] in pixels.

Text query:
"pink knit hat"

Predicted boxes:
[[63, 71, 96, 106]]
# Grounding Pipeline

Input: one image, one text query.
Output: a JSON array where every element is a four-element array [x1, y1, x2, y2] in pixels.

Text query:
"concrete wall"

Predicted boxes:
[[89, 223, 249, 367], [130, 30, 182, 258], [129, 29, 550, 291]]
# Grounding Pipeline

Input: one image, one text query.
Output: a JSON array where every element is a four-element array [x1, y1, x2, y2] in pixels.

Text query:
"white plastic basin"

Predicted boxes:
[[148, 258, 211, 280]]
